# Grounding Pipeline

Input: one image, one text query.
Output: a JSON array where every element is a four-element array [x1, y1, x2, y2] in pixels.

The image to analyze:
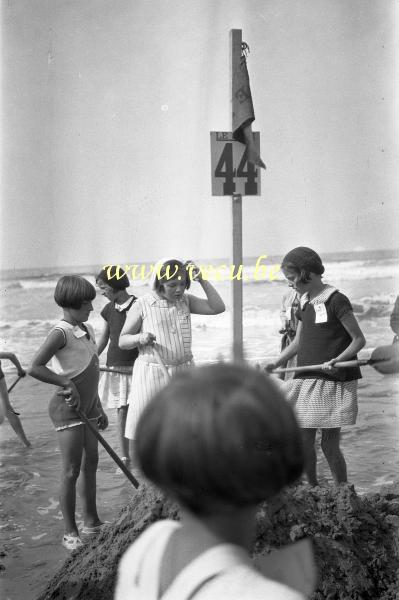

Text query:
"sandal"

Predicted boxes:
[[81, 521, 110, 535], [62, 533, 83, 551]]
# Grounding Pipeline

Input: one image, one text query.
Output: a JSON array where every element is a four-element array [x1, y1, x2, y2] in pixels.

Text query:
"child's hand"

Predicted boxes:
[[58, 381, 81, 411], [97, 412, 108, 431], [322, 359, 339, 374], [264, 363, 277, 374], [17, 368, 26, 378], [139, 332, 156, 347], [185, 261, 202, 282]]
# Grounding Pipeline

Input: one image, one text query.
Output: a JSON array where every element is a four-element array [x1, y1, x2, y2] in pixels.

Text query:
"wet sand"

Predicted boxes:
[[0, 377, 134, 600]]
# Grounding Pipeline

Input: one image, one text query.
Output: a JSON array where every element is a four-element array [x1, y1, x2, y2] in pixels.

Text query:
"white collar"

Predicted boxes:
[[114, 297, 134, 312], [300, 285, 338, 309]]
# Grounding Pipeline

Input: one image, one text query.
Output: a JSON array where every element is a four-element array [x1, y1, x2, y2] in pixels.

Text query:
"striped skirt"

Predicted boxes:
[[125, 359, 193, 440], [283, 378, 358, 428]]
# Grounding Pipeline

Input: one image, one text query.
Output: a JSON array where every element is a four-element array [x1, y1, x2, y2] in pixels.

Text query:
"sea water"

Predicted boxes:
[[0, 249, 399, 598]]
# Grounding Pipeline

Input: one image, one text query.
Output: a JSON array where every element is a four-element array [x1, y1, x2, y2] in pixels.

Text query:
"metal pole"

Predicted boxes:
[[231, 29, 244, 362]]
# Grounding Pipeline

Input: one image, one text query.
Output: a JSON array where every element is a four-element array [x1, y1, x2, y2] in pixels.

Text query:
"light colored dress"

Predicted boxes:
[[114, 519, 305, 600], [125, 292, 193, 440]]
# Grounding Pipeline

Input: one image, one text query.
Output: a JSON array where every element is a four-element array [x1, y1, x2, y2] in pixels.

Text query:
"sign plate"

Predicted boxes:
[[210, 131, 261, 196]]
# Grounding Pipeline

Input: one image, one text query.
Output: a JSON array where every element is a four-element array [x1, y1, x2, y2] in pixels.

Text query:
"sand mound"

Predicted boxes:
[[36, 483, 399, 600]]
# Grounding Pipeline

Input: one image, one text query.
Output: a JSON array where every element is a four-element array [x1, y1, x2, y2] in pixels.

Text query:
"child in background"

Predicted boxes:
[[96, 266, 138, 471], [278, 288, 300, 380], [390, 295, 399, 340], [0, 351, 30, 446], [114, 363, 305, 600], [267, 247, 366, 487], [120, 258, 225, 446], [29, 276, 108, 551]]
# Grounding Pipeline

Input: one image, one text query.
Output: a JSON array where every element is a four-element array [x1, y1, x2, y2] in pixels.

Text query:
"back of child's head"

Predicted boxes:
[[136, 363, 304, 515], [54, 275, 96, 309], [153, 258, 191, 292], [281, 246, 325, 283], [96, 266, 130, 291]]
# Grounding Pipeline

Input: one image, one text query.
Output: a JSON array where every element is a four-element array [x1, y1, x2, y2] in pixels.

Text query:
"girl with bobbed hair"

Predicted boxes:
[[29, 276, 108, 551], [96, 266, 138, 471], [267, 247, 366, 487], [114, 363, 305, 600], [119, 258, 225, 447]]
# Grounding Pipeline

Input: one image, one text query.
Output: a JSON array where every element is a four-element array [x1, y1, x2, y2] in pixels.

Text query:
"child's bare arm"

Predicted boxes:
[[186, 263, 225, 315], [97, 322, 110, 356], [267, 321, 302, 370], [29, 330, 82, 409], [332, 312, 366, 363], [0, 352, 25, 376], [119, 303, 155, 349]]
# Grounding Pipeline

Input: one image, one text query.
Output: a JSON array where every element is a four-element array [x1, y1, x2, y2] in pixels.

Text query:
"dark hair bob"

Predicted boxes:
[[136, 363, 304, 515], [96, 265, 130, 290], [154, 259, 191, 292], [281, 246, 325, 284], [54, 275, 96, 309]]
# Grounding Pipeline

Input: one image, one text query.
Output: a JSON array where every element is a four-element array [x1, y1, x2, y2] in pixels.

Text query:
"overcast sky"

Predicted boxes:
[[2, 0, 399, 270]]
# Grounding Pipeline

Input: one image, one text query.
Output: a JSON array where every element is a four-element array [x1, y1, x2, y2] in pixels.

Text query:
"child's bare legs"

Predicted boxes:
[[57, 426, 84, 535], [78, 423, 101, 527], [0, 379, 30, 447], [301, 428, 318, 486], [117, 406, 130, 459], [321, 428, 347, 485]]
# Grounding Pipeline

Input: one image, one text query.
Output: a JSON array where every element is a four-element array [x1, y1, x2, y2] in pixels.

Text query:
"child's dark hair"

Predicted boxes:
[[54, 275, 96, 309], [154, 259, 191, 292], [281, 246, 325, 284], [96, 266, 130, 291], [136, 363, 304, 515]]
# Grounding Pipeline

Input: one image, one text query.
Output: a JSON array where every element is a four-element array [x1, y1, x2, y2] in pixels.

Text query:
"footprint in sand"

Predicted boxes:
[[37, 497, 59, 515]]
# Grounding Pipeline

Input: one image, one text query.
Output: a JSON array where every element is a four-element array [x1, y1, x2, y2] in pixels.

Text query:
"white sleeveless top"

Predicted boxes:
[[114, 520, 305, 600], [51, 320, 97, 378]]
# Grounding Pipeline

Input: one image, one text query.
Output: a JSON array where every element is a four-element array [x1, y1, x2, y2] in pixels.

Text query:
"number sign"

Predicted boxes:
[[210, 131, 261, 196]]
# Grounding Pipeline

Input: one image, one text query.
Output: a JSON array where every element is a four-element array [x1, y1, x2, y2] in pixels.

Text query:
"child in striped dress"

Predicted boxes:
[[267, 247, 366, 486], [119, 259, 225, 444]]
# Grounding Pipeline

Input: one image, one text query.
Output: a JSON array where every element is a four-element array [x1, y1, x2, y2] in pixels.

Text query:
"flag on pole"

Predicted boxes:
[[232, 43, 266, 170]]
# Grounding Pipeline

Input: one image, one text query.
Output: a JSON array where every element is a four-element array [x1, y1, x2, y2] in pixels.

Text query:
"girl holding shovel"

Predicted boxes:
[[29, 275, 108, 551], [266, 247, 366, 487]]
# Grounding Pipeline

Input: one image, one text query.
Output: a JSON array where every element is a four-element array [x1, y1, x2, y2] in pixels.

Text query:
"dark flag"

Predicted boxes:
[[232, 43, 266, 170]]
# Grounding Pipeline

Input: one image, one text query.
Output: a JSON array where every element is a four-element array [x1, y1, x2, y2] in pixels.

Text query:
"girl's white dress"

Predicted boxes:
[[125, 292, 193, 440]]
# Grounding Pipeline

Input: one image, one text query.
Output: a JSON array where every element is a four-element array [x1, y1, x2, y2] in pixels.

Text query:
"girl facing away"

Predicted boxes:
[[267, 247, 366, 487], [29, 276, 108, 551], [119, 258, 225, 451], [0, 351, 30, 447], [96, 266, 138, 472], [114, 363, 305, 600]]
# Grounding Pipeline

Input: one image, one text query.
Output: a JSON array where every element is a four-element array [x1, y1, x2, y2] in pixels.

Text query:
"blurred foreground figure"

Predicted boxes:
[[115, 362, 305, 600]]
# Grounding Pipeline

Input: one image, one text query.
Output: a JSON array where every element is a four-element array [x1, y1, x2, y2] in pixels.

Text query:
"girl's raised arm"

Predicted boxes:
[[186, 263, 225, 315], [119, 302, 154, 349]]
